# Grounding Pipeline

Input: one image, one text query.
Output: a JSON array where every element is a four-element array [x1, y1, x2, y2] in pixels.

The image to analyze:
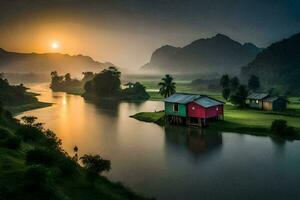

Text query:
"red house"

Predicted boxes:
[[187, 96, 224, 127], [164, 93, 224, 127]]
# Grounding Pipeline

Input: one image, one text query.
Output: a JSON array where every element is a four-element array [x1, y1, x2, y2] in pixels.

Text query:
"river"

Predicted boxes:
[[17, 83, 300, 200]]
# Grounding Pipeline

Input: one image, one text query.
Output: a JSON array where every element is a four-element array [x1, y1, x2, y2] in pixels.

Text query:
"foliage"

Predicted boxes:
[[222, 88, 231, 101], [230, 76, 240, 92], [158, 74, 176, 98], [0, 128, 10, 140], [248, 75, 260, 91], [21, 165, 58, 200], [84, 67, 121, 97], [0, 135, 21, 149], [57, 158, 78, 177], [230, 85, 248, 108], [271, 119, 296, 136], [80, 154, 111, 185], [0, 76, 37, 106], [50, 71, 81, 92], [122, 82, 149, 100], [15, 125, 43, 142], [220, 74, 230, 88], [26, 148, 58, 166], [82, 71, 96, 83]]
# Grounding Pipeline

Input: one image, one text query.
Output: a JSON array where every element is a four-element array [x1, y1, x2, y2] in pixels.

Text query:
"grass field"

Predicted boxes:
[[141, 80, 222, 100], [133, 80, 300, 138]]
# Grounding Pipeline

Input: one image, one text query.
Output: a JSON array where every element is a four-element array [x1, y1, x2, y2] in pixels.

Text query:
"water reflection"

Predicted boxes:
[[164, 125, 222, 158]]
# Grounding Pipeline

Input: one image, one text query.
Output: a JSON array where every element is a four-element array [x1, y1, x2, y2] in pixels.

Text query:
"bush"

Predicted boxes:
[[26, 148, 57, 166], [271, 119, 296, 136], [57, 158, 78, 177], [0, 128, 10, 140], [1, 135, 21, 149], [22, 165, 57, 199], [15, 125, 42, 142]]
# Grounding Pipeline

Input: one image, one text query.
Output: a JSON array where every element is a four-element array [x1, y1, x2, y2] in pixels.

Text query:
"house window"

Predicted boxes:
[[173, 104, 179, 112], [256, 100, 259, 104]]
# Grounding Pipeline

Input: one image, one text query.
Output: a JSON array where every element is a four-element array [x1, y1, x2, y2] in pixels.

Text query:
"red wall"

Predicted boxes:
[[187, 102, 223, 119]]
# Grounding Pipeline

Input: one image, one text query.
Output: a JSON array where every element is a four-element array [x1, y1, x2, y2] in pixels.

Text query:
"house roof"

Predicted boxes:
[[193, 96, 224, 108], [247, 93, 269, 100], [263, 96, 288, 102], [164, 93, 224, 107], [164, 93, 201, 104]]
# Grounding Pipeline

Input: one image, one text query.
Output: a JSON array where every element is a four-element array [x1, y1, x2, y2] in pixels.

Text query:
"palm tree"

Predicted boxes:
[[158, 74, 176, 98]]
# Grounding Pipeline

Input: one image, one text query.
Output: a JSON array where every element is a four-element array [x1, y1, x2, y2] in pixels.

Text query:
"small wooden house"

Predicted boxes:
[[187, 96, 224, 126], [164, 93, 224, 127], [247, 93, 270, 109], [247, 93, 288, 111], [261, 96, 288, 111]]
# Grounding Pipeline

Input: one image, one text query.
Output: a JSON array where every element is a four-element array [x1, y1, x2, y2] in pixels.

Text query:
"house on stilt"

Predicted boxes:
[[164, 93, 224, 127]]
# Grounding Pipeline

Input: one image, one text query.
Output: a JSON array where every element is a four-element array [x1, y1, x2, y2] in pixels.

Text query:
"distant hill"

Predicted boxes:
[[0, 48, 114, 75], [141, 34, 262, 75], [241, 33, 300, 94]]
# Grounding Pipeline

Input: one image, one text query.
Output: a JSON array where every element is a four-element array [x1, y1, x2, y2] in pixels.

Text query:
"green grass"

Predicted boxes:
[[131, 111, 165, 125], [140, 80, 222, 101], [131, 100, 300, 139]]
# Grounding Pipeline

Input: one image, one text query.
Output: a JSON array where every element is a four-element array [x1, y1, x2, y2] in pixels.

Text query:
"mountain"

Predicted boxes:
[[0, 48, 114, 75], [141, 34, 262, 75], [241, 33, 300, 94]]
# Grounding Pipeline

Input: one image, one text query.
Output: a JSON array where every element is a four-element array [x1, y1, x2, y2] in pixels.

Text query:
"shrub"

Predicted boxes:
[[0, 128, 10, 140], [271, 120, 287, 135], [271, 119, 296, 136], [57, 158, 78, 177], [1, 135, 21, 149], [26, 148, 57, 166], [22, 165, 57, 199], [15, 125, 42, 142]]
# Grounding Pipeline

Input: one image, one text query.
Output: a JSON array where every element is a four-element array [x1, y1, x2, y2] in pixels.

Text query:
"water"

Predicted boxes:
[[17, 83, 300, 200]]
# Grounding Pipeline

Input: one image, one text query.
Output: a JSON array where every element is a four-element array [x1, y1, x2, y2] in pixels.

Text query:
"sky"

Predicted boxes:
[[0, 0, 299, 69]]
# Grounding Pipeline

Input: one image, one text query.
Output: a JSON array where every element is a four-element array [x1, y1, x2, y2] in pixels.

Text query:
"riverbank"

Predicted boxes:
[[0, 106, 152, 199], [131, 104, 300, 139], [5, 101, 53, 116]]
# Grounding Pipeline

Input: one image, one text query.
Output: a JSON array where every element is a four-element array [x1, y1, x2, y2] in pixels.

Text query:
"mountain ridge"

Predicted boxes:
[[141, 34, 262, 75], [0, 48, 114, 75], [241, 32, 300, 94]]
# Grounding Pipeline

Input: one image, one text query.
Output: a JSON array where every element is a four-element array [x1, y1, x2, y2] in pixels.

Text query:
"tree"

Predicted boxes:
[[230, 85, 248, 107], [248, 75, 260, 91], [220, 74, 230, 88], [222, 88, 231, 101], [80, 154, 111, 186], [158, 74, 176, 98], [21, 116, 38, 126], [230, 76, 240, 91], [82, 72, 95, 82], [84, 67, 121, 97], [64, 73, 72, 83]]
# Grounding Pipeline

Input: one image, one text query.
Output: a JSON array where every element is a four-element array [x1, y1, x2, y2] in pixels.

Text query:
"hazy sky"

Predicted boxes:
[[0, 0, 299, 69]]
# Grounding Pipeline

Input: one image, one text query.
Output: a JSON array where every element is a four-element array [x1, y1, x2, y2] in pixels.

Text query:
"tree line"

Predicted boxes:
[[220, 74, 260, 107]]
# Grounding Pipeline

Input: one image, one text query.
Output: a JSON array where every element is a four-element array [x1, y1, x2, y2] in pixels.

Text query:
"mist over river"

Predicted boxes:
[[17, 83, 300, 200]]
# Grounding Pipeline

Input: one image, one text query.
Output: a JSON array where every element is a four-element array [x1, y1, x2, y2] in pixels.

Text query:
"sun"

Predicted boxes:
[[51, 41, 59, 49]]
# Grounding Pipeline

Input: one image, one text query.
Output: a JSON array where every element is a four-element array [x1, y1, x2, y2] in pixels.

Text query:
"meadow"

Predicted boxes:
[[134, 80, 300, 137]]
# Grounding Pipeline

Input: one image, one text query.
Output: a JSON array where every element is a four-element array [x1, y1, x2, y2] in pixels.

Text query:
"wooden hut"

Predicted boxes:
[[262, 97, 288, 111], [164, 93, 224, 127], [247, 93, 270, 109], [247, 93, 288, 111]]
